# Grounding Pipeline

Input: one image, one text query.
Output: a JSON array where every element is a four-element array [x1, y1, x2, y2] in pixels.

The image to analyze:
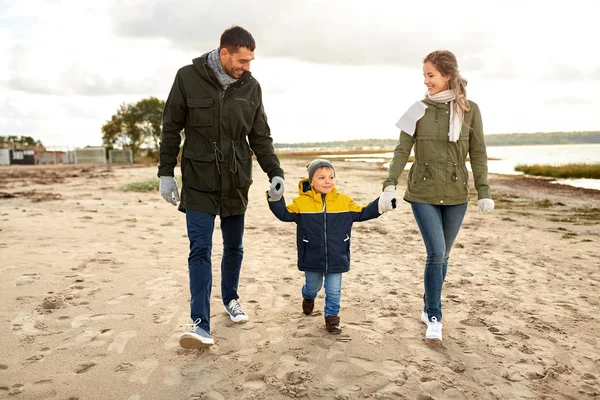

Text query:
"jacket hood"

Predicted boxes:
[[297, 178, 339, 202]]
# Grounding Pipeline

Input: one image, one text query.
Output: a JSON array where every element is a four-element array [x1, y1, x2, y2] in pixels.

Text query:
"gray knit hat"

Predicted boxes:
[[307, 158, 335, 183]]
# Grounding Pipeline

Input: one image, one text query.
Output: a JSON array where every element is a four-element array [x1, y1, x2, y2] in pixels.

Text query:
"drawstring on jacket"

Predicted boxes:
[[230, 140, 238, 173], [212, 142, 224, 174]]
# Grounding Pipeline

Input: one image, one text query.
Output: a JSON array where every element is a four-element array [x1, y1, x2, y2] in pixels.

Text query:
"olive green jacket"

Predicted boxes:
[[383, 99, 491, 205], [158, 52, 284, 216]]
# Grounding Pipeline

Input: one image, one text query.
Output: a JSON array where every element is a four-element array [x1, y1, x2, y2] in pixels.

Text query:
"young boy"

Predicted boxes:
[[266, 159, 394, 333]]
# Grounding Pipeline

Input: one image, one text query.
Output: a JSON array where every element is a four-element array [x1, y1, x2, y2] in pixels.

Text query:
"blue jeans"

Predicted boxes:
[[411, 202, 468, 322], [302, 272, 343, 317], [185, 210, 244, 334]]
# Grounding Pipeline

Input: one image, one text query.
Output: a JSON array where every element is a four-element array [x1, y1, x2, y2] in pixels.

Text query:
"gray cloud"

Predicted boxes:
[[4, 66, 161, 96], [108, 0, 494, 68]]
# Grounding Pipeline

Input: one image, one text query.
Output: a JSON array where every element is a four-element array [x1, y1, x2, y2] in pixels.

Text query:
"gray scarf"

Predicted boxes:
[[207, 48, 238, 90]]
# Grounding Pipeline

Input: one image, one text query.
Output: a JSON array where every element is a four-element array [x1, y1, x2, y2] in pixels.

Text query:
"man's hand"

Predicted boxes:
[[378, 185, 398, 214], [159, 176, 180, 206], [269, 176, 285, 200], [477, 198, 494, 214]]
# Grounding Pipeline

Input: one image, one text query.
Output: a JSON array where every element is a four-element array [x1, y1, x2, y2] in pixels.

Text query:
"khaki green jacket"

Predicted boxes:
[[383, 99, 491, 205], [158, 52, 284, 216]]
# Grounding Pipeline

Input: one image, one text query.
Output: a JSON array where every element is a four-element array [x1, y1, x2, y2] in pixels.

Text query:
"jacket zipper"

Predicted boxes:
[[322, 194, 328, 273]]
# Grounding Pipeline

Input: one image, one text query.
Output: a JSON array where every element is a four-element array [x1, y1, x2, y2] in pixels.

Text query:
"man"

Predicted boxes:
[[157, 26, 285, 349]]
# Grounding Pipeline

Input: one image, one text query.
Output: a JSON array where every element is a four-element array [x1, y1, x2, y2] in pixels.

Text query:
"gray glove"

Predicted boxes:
[[269, 176, 285, 200], [159, 176, 180, 206]]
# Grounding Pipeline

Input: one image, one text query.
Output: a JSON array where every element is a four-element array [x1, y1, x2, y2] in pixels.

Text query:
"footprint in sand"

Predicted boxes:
[[4, 383, 24, 396], [345, 322, 384, 344], [14, 273, 40, 286], [326, 340, 349, 359], [153, 304, 179, 325], [291, 315, 320, 339], [10, 312, 41, 335], [107, 331, 137, 354], [145, 276, 183, 305], [24, 347, 52, 364], [58, 329, 112, 349], [107, 293, 134, 305], [323, 360, 351, 387], [24, 380, 57, 399], [128, 359, 159, 384], [349, 357, 406, 379], [71, 313, 135, 328]]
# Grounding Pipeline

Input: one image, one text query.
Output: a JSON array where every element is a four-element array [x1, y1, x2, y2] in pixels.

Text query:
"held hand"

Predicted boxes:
[[378, 185, 398, 214], [477, 198, 494, 214], [159, 176, 180, 206], [269, 176, 285, 198], [266, 189, 282, 202]]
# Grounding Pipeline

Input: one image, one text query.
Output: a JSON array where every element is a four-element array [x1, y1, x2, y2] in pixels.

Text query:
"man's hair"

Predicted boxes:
[[220, 25, 256, 53]]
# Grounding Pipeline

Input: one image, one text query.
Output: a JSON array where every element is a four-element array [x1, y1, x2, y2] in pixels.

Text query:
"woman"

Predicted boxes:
[[380, 50, 494, 342]]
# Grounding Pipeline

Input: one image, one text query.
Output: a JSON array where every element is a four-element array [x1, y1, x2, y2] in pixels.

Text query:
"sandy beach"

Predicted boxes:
[[1, 158, 599, 400]]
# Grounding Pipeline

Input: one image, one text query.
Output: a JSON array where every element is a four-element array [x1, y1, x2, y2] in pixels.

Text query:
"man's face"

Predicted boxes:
[[220, 47, 255, 79]]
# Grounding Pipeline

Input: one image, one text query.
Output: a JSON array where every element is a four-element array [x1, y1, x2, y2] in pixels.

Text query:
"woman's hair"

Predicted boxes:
[[423, 50, 470, 113]]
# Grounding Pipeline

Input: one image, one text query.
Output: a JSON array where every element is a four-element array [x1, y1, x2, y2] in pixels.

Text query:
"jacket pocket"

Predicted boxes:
[[412, 162, 432, 186], [343, 234, 350, 262], [446, 163, 468, 199], [181, 152, 217, 192], [187, 97, 213, 127], [301, 236, 309, 264], [232, 141, 254, 188]]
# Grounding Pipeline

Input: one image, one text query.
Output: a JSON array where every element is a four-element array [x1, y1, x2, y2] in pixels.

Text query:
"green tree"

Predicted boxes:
[[101, 97, 165, 160], [1, 135, 43, 148]]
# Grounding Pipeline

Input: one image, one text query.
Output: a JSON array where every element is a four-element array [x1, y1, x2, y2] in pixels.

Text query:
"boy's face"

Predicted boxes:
[[311, 167, 335, 194]]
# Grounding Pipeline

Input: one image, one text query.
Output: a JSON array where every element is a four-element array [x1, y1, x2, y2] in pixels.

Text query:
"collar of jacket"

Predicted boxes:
[[297, 178, 339, 202], [422, 98, 450, 110], [192, 52, 253, 88]]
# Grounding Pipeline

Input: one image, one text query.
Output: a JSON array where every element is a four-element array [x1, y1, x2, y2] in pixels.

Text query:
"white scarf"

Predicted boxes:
[[395, 90, 464, 142]]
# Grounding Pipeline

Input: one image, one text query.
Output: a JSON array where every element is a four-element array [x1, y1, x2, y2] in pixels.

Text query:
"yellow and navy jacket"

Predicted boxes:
[[268, 179, 381, 274]]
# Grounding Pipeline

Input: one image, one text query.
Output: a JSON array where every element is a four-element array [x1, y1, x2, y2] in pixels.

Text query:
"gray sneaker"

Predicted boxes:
[[224, 299, 249, 323], [179, 319, 214, 349]]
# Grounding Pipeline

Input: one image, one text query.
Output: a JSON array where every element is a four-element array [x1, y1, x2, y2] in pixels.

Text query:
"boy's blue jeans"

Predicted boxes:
[[302, 272, 343, 317], [410, 202, 468, 322], [185, 209, 244, 334]]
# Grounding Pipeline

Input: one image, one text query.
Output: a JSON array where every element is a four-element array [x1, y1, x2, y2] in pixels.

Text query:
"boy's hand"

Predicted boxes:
[[378, 186, 397, 214]]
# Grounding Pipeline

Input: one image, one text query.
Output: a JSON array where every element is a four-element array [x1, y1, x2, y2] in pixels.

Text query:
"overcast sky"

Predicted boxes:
[[1, 0, 599, 148]]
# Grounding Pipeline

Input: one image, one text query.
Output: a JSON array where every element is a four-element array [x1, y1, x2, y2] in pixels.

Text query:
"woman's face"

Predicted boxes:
[[423, 61, 449, 96]]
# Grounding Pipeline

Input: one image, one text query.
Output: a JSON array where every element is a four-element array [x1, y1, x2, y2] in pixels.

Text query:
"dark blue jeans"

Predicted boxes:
[[185, 210, 244, 334], [411, 202, 468, 322]]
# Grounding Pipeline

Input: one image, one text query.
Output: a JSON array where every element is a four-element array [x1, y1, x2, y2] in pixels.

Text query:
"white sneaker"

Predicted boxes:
[[425, 316, 442, 341], [421, 311, 429, 326]]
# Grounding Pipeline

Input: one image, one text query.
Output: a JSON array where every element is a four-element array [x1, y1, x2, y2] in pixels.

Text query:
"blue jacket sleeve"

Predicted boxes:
[[267, 193, 299, 222], [352, 197, 381, 222]]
